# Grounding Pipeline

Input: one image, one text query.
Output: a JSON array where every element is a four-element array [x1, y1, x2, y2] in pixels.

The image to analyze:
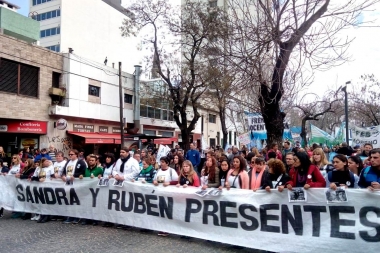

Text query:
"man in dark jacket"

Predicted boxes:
[[336, 142, 354, 156], [61, 149, 87, 224], [359, 143, 373, 157], [34, 148, 52, 162]]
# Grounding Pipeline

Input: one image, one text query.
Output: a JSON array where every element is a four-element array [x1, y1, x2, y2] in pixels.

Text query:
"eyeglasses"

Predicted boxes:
[[69, 153, 75, 156], [12, 157, 17, 159]]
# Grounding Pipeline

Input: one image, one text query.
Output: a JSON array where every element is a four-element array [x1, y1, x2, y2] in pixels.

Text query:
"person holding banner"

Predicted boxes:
[[348, 155, 364, 177], [311, 148, 334, 177], [261, 158, 290, 192], [225, 156, 249, 190], [286, 152, 326, 190], [176, 160, 200, 187], [112, 147, 140, 183], [201, 157, 220, 189], [326, 154, 358, 189], [61, 149, 87, 224], [153, 156, 178, 186], [248, 157, 266, 191], [218, 158, 230, 189], [135, 157, 155, 183], [358, 148, 380, 190]]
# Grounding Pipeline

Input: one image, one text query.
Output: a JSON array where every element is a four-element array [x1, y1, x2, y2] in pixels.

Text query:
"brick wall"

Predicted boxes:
[[0, 34, 63, 121]]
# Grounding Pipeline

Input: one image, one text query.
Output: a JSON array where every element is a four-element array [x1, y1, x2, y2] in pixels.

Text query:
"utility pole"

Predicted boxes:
[[119, 62, 125, 147]]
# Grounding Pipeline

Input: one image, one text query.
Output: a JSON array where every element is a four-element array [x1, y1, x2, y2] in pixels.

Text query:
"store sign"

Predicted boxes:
[[112, 127, 121, 133], [99, 126, 109, 133], [56, 118, 68, 130], [0, 120, 47, 134], [73, 124, 94, 133]]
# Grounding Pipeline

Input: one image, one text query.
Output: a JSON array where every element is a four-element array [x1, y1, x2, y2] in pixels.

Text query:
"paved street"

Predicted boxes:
[[0, 210, 271, 253]]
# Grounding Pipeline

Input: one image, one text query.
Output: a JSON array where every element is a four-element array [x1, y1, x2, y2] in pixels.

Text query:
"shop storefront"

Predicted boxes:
[[0, 119, 48, 161]]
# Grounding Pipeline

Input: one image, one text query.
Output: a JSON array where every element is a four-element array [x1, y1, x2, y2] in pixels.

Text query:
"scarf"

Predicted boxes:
[[250, 167, 265, 190], [120, 156, 130, 173]]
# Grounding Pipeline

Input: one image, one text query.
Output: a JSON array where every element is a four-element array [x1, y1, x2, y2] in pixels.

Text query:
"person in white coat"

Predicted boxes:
[[112, 147, 140, 229], [112, 147, 140, 183]]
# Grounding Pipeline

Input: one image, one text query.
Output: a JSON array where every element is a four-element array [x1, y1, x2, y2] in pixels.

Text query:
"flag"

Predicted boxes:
[[310, 124, 334, 146]]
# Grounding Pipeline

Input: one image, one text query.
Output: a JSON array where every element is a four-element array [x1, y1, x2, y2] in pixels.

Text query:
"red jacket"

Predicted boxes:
[[286, 165, 326, 188]]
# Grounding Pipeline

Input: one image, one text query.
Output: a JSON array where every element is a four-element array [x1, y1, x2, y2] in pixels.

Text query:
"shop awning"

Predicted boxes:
[[67, 131, 121, 144], [154, 137, 178, 145]]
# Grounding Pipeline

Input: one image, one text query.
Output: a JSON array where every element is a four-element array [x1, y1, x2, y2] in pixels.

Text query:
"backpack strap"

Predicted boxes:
[[362, 166, 371, 178]]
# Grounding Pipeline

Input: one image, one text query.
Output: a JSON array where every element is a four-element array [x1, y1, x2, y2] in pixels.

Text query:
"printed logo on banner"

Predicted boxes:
[[0, 125, 8, 132]]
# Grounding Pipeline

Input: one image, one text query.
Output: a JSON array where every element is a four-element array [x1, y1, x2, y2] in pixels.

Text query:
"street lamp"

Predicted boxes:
[[341, 81, 350, 145]]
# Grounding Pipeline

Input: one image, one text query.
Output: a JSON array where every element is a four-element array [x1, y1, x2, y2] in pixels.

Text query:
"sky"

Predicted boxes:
[[10, 0, 380, 98], [10, 0, 28, 16]]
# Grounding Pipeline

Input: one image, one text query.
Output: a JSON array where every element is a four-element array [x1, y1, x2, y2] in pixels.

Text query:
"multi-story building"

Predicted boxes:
[[0, 32, 63, 160], [29, 0, 142, 73]]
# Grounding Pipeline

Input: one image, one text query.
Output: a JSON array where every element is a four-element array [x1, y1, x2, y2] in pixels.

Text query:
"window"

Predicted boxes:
[[209, 114, 216, 123], [154, 108, 161, 119], [147, 106, 154, 118], [162, 110, 168, 120], [158, 131, 174, 137], [124, 94, 133, 104], [209, 0, 218, 7], [40, 27, 60, 38], [88, 85, 100, 97], [52, 72, 61, 88], [143, 130, 155, 135], [0, 58, 39, 97], [168, 111, 174, 121], [33, 0, 53, 6], [33, 9, 60, 21], [45, 44, 60, 52], [140, 105, 148, 117]]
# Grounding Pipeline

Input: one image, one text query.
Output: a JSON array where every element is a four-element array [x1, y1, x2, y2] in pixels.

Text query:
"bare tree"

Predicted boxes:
[[121, 0, 224, 150], [349, 74, 380, 126], [294, 91, 341, 147], [220, 0, 379, 147]]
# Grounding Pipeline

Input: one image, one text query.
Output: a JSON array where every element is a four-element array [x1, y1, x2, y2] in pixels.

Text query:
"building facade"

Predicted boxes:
[[29, 0, 142, 73], [0, 33, 64, 161]]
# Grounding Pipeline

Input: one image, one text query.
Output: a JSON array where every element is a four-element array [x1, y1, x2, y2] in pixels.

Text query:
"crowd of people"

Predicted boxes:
[[0, 141, 379, 237]]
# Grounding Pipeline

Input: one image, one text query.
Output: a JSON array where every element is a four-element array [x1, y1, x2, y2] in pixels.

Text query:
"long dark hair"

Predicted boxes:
[[205, 157, 217, 182], [104, 153, 115, 166], [233, 155, 246, 173], [294, 152, 311, 175], [348, 155, 364, 176], [333, 154, 349, 171]]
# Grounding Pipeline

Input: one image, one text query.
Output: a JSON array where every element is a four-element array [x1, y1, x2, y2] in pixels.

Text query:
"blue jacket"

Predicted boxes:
[[186, 149, 200, 167], [358, 166, 380, 188], [34, 153, 52, 162]]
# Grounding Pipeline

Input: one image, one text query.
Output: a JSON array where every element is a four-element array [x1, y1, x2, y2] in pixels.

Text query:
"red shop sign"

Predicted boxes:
[[0, 120, 48, 134]]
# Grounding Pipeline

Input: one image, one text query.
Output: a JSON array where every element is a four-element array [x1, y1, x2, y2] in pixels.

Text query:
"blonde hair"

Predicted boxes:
[[310, 148, 329, 166], [11, 154, 21, 166], [180, 160, 196, 184]]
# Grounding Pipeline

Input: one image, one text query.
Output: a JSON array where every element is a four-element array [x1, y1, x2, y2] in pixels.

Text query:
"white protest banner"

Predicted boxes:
[[0, 176, 379, 253], [350, 125, 380, 148], [156, 144, 170, 163], [246, 112, 266, 131], [237, 132, 251, 145]]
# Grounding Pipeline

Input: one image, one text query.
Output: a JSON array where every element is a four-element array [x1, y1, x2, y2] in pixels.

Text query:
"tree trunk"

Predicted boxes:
[[300, 118, 307, 148], [181, 127, 190, 151], [219, 106, 228, 149], [259, 83, 284, 149]]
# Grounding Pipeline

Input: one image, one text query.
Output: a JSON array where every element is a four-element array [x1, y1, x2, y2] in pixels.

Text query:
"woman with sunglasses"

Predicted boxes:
[[286, 152, 326, 190], [248, 157, 267, 191], [8, 155, 23, 175]]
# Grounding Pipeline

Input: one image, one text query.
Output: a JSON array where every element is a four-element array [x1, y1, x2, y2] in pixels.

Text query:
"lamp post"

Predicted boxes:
[[341, 81, 350, 145]]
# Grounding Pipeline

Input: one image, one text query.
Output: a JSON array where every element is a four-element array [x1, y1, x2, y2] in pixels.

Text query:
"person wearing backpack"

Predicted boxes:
[[358, 148, 380, 190], [326, 154, 358, 189]]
